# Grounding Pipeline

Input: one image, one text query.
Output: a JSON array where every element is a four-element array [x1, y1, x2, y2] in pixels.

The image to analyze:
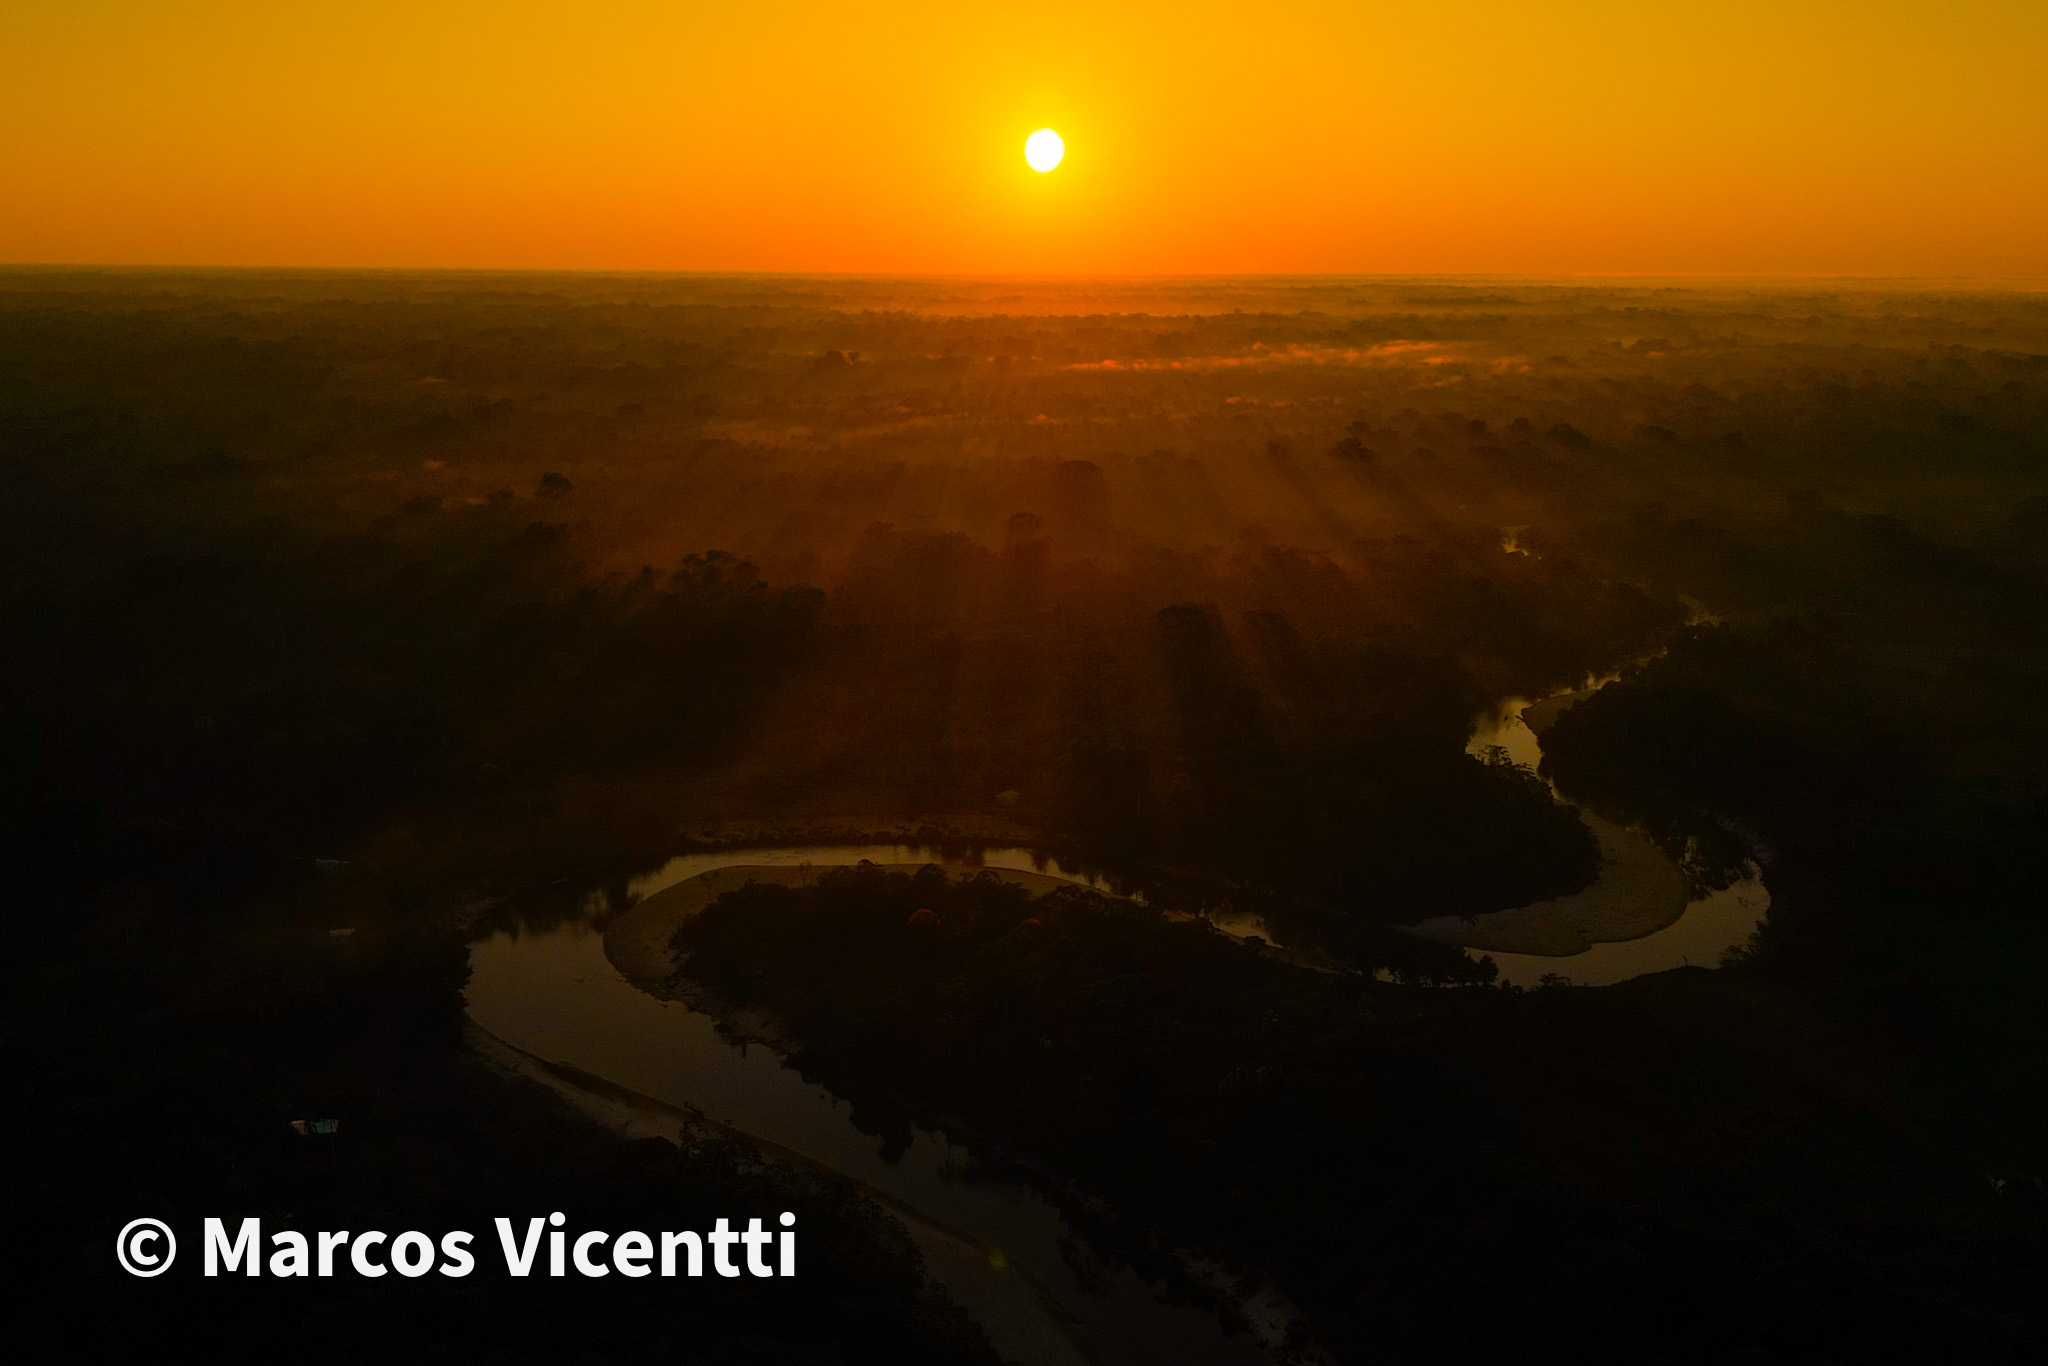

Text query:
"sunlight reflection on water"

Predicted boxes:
[[469, 847, 1276, 1366], [1461, 685, 1771, 987]]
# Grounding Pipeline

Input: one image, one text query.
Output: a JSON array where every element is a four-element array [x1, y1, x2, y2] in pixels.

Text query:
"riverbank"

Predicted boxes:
[[606, 862, 1082, 995], [1404, 811, 1689, 955], [610, 855, 1344, 1003], [466, 1018, 1097, 1366], [607, 861, 1322, 1362], [1444, 675, 1769, 976], [473, 874, 1294, 1366]]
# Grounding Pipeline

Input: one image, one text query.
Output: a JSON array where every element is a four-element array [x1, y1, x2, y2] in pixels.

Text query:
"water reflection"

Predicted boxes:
[[467, 846, 1277, 1366], [625, 844, 1117, 902], [1462, 685, 1770, 986], [623, 845, 1277, 947]]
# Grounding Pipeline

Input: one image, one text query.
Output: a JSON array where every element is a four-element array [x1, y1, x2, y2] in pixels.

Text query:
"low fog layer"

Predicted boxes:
[[8, 272, 2047, 1361]]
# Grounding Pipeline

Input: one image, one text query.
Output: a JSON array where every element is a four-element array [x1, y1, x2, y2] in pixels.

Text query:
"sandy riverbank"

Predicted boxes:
[[1404, 812, 1690, 956]]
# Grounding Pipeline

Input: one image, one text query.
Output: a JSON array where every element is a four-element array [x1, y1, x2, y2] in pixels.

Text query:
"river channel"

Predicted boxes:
[[464, 685, 1771, 1363], [467, 846, 1283, 1366], [1450, 681, 1772, 986]]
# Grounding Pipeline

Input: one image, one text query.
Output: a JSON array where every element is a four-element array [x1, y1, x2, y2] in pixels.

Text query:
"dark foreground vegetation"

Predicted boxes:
[[675, 863, 2040, 1362], [23, 915, 995, 1364], [5, 270, 2045, 1361]]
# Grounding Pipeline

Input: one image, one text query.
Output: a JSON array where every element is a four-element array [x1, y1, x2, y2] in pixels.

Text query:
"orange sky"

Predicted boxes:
[[4, 1, 2045, 276]]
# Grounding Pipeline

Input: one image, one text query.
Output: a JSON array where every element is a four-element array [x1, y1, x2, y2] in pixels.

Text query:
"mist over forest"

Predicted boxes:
[[8, 271, 2046, 1363]]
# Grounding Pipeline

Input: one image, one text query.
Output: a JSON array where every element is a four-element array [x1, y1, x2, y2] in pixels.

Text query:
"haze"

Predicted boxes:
[[11, 5, 2048, 1362], [5, 1, 2046, 275]]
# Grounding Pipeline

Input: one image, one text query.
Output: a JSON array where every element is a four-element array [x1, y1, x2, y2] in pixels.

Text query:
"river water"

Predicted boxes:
[[1459, 686, 1771, 986], [467, 846, 1280, 1366], [464, 684, 1770, 1361]]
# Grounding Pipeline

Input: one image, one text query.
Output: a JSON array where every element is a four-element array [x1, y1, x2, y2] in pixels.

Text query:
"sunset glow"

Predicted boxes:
[[2, 3, 2045, 275], [14, 3, 2048, 1354], [1025, 129, 1066, 173]]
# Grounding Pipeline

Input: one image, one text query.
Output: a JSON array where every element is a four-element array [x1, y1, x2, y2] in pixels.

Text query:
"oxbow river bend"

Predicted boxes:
[[467, 846, 1286, 1366], [464, 685, 1772, 1364], [1454, 678, 1772, 986]]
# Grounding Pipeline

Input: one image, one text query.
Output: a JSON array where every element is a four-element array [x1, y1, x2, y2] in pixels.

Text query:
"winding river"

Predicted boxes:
[[1444, 683, 1772, 986], [463, 680, 1772, 1363], [467, 847, 1284, 1366]]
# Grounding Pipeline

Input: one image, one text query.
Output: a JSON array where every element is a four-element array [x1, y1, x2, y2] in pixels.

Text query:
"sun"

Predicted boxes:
[[1024, 128, 1065, 173]]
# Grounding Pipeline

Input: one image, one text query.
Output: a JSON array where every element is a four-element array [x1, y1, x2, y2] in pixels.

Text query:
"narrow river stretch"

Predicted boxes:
[[463, 678, 1771, 1364], [468, 847, 1284, 1366], [1454, 680, 1771, 986]]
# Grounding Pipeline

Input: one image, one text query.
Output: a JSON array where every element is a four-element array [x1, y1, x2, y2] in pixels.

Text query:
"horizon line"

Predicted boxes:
[[6, 262, 2048, 291]]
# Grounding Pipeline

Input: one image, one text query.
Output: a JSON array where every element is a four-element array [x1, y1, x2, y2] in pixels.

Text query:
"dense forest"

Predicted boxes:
[[6, 270, 2044, 1361]]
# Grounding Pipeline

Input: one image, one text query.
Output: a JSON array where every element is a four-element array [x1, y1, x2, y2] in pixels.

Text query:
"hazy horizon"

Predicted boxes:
[[10, 13, 2046, 1362], [9, 4, 2044, 276]]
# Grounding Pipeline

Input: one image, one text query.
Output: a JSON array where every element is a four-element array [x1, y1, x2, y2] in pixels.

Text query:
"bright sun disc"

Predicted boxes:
[[1024, 128, 1064, 173]]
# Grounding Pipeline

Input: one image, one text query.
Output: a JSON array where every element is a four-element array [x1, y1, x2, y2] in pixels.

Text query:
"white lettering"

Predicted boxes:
[[351, 1231, 387, 1277], [495, 1218, 544, 1277], [390, 1231, 435, 1278], [709, 1218, 740, 1278], [318, 1230, 349, 1277], [661, 1230, 703, 1278], [269, 1230, 309, 1277], [439, 1231, 475, 1278], [572, 1230, 609, 1277], [613, 1231, 652, 1277], [204, 1217, 261, 1277], [743, 1218, 774, 1278], [183, 1217, 787, 1281]]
